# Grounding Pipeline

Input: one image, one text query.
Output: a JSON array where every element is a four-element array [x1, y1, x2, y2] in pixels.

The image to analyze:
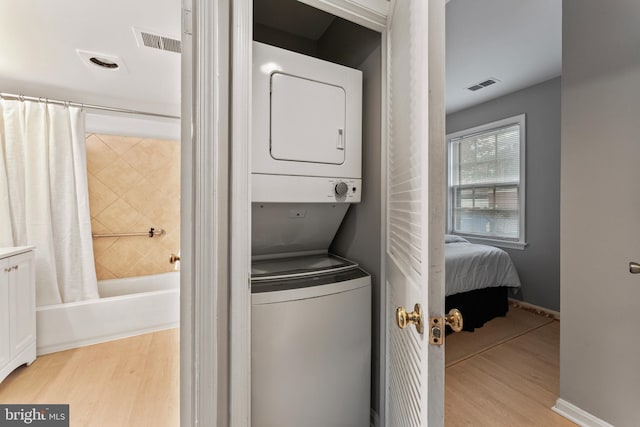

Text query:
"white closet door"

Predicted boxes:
[[385, 0, 446, 426]]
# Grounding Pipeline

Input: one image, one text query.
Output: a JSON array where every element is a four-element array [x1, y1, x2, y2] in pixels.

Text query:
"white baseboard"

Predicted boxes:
[[509, 298, 560, 320], [553, 398, 614, 427]]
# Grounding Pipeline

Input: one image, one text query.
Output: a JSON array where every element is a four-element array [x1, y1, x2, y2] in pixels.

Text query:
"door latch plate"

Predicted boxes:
[[429, 317, 444, 346]]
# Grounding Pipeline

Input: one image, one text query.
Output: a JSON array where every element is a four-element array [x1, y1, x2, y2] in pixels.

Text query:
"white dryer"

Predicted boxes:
[[251, 254, 371, 427], [252, 41, 363, 205], [252, 41, 363, 180]]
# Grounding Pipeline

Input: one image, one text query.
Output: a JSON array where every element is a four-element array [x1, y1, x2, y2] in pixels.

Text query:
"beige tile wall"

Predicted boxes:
[[86, 134, 180, 280]]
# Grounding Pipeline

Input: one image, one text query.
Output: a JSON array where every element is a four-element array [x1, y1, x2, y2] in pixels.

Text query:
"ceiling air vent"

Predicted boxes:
[[466, 77, 500, 92], [133, 28, 181, 54]]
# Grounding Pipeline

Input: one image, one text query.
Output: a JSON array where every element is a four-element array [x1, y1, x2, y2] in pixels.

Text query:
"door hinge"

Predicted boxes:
[[182, 9, 193, 35]]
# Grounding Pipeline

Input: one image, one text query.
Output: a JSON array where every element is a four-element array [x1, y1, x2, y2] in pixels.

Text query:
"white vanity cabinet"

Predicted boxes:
[[0, 247, 36, 384]]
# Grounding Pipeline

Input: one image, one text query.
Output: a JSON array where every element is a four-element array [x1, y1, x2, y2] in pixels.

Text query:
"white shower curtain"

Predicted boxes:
[[0, 99, 99, 305]]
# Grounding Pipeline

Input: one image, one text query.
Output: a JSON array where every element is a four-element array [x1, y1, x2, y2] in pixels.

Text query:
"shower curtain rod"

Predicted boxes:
[[0, 92, 180, 120]]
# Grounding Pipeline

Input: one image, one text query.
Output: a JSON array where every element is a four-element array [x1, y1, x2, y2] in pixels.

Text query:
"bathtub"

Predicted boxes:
[[36, 272, 180, 355]]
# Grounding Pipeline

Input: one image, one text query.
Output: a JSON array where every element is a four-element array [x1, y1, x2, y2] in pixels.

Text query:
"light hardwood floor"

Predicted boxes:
[[0, 320, 572, 426], [446, 321, 576, 426], [0, 329, 179, 427]]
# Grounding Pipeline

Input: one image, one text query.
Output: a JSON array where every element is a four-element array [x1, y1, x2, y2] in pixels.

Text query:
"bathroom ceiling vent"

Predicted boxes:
[[133, 27, 181, 54], [467, 77, 500, 92]]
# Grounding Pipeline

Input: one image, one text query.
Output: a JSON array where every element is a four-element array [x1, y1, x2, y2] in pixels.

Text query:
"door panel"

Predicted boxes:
[[385, 0, 446, 425], [0, 259, 10, 367], [388, 262, 424, 426], [10, 252, 35, 354], [386, 0, 429, 424]]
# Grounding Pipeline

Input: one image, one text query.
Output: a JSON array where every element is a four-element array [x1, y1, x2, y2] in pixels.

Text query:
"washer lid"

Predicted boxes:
[[251, 253, 357, 281], [251, 268, 369, 297]]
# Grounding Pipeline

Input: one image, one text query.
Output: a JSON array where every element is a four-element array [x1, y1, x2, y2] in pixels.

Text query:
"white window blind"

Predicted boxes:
[[447, 115, 525, 247]]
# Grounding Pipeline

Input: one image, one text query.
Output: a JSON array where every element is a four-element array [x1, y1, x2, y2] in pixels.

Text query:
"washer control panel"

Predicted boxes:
[[252, 174, 361, 203], [329, 180, 360, 201]]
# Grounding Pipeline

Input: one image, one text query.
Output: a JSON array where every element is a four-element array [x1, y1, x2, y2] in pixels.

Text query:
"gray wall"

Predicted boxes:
[[254, 23, 318, 57], [560, 1, 640, 425], [253, 14, 378, 69], [317, 18, 380, 69], [330, 46, 382, 418], [446, 77, 562, 311]]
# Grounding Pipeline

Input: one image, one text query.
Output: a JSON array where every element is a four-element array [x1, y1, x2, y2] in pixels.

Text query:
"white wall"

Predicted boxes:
[[560, 1, 640, 425], [0, 77, 179, 118], [85, 112, 180, 140]]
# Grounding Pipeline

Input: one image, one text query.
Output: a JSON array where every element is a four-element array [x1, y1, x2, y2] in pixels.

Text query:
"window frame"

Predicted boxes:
[[446, 114, 527, 250]]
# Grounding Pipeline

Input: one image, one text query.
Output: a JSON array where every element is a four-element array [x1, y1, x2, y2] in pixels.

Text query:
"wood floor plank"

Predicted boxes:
[[446, 306, 554, 367], [446, 321, 576, 426], [0, 329, 179, 427]]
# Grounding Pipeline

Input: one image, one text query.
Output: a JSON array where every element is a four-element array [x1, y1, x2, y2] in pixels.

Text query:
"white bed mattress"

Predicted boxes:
[[445, 235, 521, 297]]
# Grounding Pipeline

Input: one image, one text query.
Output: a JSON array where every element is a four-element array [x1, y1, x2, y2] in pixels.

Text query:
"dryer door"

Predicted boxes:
[[270, 73, 346, 165]]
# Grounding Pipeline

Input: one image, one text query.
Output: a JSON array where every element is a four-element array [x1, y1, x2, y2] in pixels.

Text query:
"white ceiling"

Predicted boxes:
[[0, 0, 561, 118], [0, 0, 181, 117], [446, 0, 562, 114]]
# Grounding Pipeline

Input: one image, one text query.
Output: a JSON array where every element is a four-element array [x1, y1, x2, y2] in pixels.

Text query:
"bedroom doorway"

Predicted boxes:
[[443, 0, 564, 424]]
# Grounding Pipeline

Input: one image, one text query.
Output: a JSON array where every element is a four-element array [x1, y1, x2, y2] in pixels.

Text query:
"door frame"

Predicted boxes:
[[425, 0, 447, 423], [183, 0, 449, 425], [180, 0, 230, 425], [226, 2, 390, 425]]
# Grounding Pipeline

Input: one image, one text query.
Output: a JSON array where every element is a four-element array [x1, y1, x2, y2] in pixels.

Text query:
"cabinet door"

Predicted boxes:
[[0, 259, 10, 367], [8, 252, 35, 355]]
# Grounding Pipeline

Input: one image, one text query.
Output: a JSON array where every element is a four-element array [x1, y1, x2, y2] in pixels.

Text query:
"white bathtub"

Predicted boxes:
[[36, 272, 180, 355]]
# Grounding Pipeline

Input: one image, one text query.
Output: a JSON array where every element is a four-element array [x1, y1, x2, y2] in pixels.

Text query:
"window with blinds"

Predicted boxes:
[[447, 114, 526, 248]]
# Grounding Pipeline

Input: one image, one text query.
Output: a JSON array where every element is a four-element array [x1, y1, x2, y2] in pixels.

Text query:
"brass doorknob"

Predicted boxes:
[[396, 303, 424, 334], [445, 308, 463, 333], [169, 253, 181, 264]]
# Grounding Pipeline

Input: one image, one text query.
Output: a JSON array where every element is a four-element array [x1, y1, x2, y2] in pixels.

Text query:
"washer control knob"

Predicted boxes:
[[334, 181, 349, 197]]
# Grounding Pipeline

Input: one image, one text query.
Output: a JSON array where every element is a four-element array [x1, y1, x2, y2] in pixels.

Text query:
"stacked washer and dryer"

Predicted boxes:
[[251, 42, 371, 426]]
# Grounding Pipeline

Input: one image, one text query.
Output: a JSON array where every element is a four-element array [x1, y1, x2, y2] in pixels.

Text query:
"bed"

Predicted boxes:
[[445, 234, 521, 332]]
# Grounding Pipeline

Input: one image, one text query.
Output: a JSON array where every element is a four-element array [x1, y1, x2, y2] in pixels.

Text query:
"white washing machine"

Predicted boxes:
[[251, 254, 371, 427]]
